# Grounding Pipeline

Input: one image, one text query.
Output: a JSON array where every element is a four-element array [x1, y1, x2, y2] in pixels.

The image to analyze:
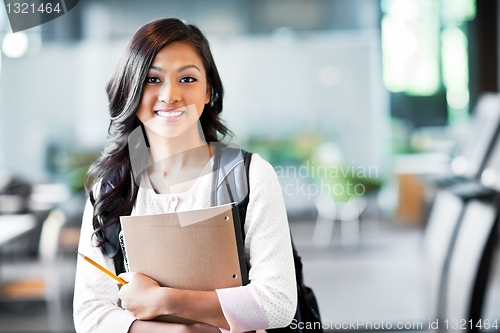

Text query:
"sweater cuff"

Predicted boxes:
[[95, 307, 137, 333], [216, 286, 269, 333]]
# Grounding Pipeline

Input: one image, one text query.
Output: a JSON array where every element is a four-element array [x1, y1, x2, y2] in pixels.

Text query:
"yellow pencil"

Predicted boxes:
[[77, 252, 128, 285]]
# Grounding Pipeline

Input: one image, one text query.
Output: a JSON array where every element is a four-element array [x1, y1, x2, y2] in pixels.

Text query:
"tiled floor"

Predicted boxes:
[[0, 218, 499, 332], [290, 219, 430, 325]]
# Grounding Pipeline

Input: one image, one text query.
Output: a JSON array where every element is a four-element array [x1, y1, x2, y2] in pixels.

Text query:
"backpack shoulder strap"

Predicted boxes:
[[238, 150, 253, 235], [210, 144, 252, 238], [210, 143, 251, 208]]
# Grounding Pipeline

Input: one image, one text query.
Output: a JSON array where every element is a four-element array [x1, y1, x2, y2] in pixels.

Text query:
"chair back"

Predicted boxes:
[[452, 93, 500, 179], [446, 200, 498, 333], [38, 209, 65, 263], [423, 190, 465, 320]]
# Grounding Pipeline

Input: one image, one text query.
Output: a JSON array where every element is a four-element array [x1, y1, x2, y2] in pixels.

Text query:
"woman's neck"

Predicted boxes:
[[145, 124, 211, 172], [143, 124, 213, 194]]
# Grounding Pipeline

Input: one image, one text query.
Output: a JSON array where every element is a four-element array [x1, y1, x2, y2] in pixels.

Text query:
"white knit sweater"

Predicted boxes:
[[73, 153, 297, 333]]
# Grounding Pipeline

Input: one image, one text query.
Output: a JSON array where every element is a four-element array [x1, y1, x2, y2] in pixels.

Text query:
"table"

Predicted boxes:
[[0, 214, 37, 278], [394, 153, 450, 225], [0, 214, 37, 248]]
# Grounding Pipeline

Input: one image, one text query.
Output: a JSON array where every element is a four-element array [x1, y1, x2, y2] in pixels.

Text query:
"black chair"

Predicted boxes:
[[445, 199, 498, 333]]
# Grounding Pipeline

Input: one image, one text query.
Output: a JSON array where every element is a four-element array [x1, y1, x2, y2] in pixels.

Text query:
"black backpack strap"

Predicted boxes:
[[210, 145, 251, 280], [237, 151, 253, 241]]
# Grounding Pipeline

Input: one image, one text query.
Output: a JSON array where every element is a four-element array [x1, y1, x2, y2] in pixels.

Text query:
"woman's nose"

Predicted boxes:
[[158, 83, 181, 104]]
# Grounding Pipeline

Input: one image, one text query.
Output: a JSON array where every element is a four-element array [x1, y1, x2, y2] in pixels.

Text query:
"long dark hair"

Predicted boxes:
[[85, 18, 231, 271]]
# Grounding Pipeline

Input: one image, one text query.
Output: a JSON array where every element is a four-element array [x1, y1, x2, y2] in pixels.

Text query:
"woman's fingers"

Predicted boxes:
[[117, 272, 163, 320], [118, 272, 131, 283]]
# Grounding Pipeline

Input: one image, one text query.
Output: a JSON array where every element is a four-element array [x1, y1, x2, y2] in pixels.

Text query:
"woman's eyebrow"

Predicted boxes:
[[177, 64, 200, 73], [149, 64, 201, 73], [149, 65, 163, 72]]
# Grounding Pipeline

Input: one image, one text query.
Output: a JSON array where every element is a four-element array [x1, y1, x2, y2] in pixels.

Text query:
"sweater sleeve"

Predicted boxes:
[[73, 199, 137, 333], [216, 153, 297, 332]]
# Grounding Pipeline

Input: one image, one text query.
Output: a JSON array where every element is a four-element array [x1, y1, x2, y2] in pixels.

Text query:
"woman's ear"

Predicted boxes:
[[205, 84, 211, 105]]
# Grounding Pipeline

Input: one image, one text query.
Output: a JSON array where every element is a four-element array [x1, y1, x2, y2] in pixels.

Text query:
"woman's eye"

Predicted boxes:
[[146, 77, 161, 84], [180, 76, 197, 83]]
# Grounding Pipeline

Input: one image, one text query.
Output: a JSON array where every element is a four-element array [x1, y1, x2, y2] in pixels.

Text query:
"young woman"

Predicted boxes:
[[73, 18, 296, 333]]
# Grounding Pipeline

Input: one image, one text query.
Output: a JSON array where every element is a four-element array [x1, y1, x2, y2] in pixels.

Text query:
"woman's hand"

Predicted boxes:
[[119, 273, 229, 329], [118, 272, 165, 320]]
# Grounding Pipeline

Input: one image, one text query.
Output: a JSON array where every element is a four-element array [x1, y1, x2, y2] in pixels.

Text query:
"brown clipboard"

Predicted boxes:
[[119, 203, 248, 324]]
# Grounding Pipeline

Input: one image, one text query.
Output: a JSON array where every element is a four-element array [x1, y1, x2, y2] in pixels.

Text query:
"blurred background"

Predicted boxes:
[[0, 0, 500, 332]]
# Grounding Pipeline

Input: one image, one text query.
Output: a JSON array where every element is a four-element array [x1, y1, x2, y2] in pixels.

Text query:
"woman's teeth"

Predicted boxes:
[[156, 111, 184, 117]]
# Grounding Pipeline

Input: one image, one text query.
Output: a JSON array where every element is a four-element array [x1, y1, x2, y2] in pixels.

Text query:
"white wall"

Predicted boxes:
[[0, 30, 389, 181], [212, 30, 389, 171], [0, 41, 125, 180]]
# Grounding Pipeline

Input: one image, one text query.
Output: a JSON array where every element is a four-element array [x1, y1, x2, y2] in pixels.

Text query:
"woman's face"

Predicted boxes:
[[136, 41, 210, 139]]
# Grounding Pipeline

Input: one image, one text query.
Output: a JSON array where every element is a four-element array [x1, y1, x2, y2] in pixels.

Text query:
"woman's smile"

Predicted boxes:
[[154, 108, 186, 123]]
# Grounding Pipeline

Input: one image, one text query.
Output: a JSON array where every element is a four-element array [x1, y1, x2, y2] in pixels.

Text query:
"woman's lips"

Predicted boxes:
[[154, 109, 185, 122]]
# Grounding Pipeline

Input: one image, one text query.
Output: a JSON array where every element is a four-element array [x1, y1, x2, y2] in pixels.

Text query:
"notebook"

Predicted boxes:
[[119, 203, 248, 324]]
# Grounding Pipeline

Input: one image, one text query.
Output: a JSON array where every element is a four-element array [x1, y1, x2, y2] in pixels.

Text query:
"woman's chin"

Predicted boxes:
[[142, 118, 180, 138], [147, 126, 181, 139]]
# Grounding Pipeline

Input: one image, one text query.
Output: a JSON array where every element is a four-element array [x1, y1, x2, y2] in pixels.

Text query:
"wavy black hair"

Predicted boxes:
[[85, 18, 231, 273]]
